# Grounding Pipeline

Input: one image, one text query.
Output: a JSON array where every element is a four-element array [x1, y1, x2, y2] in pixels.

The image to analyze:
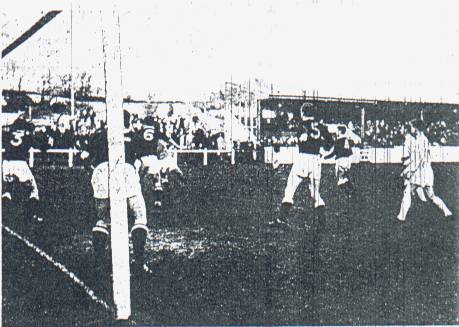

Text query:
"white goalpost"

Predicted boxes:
[[100, 8, 131, 320]]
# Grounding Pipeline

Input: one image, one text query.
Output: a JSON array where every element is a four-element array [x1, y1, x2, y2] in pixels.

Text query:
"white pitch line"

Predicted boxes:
[[2, 224, 112, 312]]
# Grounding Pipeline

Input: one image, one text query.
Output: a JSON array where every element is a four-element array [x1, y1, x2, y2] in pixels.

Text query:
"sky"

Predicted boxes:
[[2, 0, 459, 103]]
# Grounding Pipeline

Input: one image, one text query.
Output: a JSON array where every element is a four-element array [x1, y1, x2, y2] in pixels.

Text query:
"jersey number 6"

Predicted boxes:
[[143, 129, 155, 141]]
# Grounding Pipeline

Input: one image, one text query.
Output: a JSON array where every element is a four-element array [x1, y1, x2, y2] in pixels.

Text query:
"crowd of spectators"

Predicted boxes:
[[260, 98, 459, 147], [362, 119, 459, 146], [261, 116, 459, 148], [22, 105, 227, 154]]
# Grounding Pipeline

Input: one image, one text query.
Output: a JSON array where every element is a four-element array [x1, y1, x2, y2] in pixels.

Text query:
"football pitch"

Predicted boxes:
[[2, 160, 459, 326]]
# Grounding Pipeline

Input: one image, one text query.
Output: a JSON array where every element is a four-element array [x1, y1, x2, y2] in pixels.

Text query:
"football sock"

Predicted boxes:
[[25, 197, 42, 221], [338, 180, 354, 196], [92, 224, 110, 275], [131, 224, 148, 267], [153, 188, 163, 205], [316, 205, 326, 232], [346, 181, 355, 194], [280, 202, 292, 218]]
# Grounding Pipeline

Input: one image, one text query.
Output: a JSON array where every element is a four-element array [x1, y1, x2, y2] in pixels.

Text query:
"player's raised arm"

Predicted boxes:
[[346, 128, 362, 145]]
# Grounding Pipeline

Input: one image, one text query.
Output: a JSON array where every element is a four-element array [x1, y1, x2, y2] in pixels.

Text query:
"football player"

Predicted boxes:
[[133, 116, 185, 207], [397, 119, 453, 221], [79, 110, 150, 277], [271, 118, 332, 226], [2, 109, 44, 222], [326, 125, 361, 196]]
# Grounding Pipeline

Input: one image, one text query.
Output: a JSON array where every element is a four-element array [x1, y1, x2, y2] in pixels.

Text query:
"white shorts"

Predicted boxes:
[[140, 155, 161, 175], [335, 157, 352, 174], [410, 163, 434, 187], [2, 160, 39, 199], [291, 153, 322, 180], [141, 152, 178, 175], [91, 162, 142, 199], [335, 157, 352, 185]]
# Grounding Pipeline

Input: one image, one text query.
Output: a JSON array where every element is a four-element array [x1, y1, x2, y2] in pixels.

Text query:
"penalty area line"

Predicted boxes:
[[2, 224, 113, 313]]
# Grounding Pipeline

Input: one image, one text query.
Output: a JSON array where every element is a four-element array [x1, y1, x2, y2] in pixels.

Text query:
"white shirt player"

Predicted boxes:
[[402, 131, 433, 188], [397, 125, 452, 221]]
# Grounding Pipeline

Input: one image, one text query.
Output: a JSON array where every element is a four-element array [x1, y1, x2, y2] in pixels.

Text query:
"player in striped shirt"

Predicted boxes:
[[397, 119, 453, 221]]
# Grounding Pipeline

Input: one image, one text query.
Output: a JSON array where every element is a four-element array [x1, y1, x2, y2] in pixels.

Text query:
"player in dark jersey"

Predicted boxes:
[[271, 118, 332, 227], [317, 119, 334, 152], [131, 116, 169, 207], [50, 115, 75, 148], [2, 110, 44, 222], [79, 110, 149, 279], [133, 116, 185, 207], [325, 125, 361, 196], [131, 116, 166, 159]]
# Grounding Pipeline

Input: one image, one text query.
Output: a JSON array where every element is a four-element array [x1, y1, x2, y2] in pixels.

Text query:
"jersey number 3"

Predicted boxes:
[[11, 131, 25, 147]]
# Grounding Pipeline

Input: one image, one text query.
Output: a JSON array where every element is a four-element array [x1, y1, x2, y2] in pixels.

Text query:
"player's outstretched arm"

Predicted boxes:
[[167, 137, 184, 150], [346, 129, 361, 144], [321, 145, 335, 159]]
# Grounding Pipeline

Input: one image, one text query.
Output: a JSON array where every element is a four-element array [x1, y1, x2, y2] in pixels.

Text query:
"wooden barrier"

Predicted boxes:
[[3, 146, 458, 168], [2, 148, 235, 168], [264, 146, 459, 165], [175, 149, 234, 166], [1, 148, 80, 168]]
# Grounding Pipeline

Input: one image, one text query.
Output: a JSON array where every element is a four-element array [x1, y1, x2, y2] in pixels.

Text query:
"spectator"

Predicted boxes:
[[51, 115, 74, 148]]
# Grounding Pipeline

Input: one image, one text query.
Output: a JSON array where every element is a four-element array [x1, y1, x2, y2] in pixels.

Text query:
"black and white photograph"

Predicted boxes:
[[1, 0, 458, 325]]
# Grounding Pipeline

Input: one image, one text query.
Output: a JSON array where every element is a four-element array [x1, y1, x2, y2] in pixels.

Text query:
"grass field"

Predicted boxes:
[[2, 159, 459, 326]]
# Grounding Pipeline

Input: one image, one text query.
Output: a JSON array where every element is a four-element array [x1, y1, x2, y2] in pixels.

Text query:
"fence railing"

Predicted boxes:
[[2, 148, 238, 167], [7, 145, 457, 168], [264, 146, 459, 164], [1, 148, 79, 168], [175, 149, 236, 165]]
